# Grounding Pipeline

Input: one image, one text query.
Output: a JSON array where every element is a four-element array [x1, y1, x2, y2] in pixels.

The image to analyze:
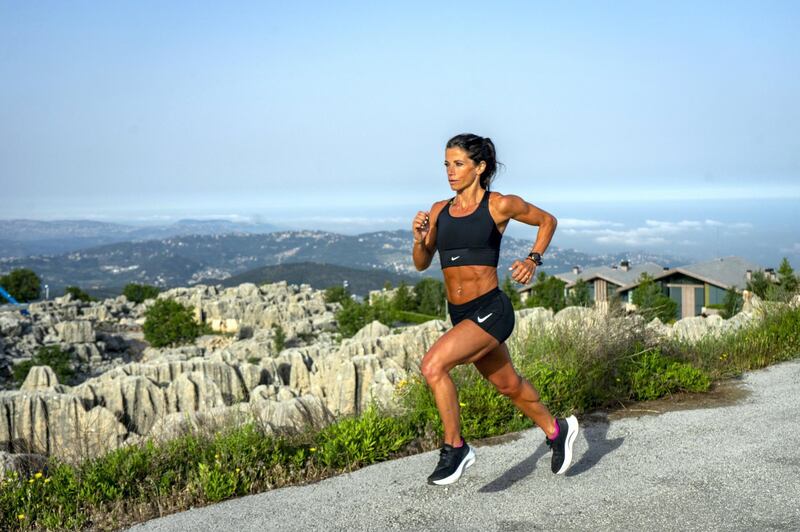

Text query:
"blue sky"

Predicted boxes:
[[1, 1, 799, 264]]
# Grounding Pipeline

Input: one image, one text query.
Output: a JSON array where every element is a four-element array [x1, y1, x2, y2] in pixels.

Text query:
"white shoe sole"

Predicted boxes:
[[555, 415, 579, 475], [430, 447, 476, 485]]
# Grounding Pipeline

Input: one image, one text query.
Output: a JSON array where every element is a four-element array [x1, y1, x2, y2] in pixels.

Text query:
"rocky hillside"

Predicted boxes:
[[2, 280, 782, 472]]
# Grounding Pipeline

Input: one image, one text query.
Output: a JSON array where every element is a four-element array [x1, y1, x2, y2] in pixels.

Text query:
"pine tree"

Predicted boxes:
[[777, 257, 798, 293], [566, 278, 591, 307], [631, 273, 678, 322]]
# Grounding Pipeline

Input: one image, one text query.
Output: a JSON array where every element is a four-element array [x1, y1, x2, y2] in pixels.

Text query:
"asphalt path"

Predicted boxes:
[[128, 360, 800, 531]]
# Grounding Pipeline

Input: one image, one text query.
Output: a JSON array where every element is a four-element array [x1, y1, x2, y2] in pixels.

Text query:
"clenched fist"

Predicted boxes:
[[508, 258, 537, 284], [412, 210, 430, 243]]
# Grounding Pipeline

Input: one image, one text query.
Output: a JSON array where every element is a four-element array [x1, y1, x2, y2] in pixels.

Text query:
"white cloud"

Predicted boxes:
[[566, 218, 753, 247], [780, 242, 800, 254], [558, 218, 625, 229]]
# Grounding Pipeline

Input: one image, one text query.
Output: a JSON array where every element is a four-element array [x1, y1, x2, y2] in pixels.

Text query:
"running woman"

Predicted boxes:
[[412, 133, 579, 485]]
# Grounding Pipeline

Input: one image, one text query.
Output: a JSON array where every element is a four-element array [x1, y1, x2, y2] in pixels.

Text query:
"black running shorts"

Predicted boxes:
[[447, 286, 515, 343]]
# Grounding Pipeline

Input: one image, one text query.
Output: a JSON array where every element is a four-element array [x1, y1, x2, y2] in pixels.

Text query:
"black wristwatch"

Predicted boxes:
[[525, 252, 543, 266]]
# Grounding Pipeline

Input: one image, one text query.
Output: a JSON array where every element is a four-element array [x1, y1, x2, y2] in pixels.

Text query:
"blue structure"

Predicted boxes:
[[0, 285, 30, 316]]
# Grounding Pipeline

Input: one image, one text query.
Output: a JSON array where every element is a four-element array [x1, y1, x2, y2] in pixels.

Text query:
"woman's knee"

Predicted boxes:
[[496, 375, 539, 401], [421, 354, 446, 384], [494, 374, 523, 397]]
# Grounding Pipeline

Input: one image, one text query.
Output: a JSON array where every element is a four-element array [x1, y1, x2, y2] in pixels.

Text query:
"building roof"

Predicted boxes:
[[554, 262, 666, 288], [617, 256, 764, 293]]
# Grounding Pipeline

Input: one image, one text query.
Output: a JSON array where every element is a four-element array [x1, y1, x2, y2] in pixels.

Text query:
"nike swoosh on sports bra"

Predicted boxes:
[[435, 188, 503, 269]]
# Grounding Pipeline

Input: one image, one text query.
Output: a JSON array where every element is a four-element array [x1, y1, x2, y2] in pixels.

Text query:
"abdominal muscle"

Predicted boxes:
[[443, 265, 499, 305]]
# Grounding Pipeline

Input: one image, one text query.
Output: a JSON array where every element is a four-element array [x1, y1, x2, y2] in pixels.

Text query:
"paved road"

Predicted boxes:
[[128, 360, 800, 531]]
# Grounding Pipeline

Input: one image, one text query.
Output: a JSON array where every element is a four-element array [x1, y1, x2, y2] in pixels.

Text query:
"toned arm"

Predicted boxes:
[[495, 194, 558, 255]]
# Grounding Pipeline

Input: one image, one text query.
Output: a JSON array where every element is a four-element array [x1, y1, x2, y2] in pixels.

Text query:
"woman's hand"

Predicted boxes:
[[412, 210, 430, 244], [508, 258, 537, 284]]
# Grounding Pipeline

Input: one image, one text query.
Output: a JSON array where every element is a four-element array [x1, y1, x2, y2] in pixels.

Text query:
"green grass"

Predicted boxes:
[[2, 305, 799, 530]]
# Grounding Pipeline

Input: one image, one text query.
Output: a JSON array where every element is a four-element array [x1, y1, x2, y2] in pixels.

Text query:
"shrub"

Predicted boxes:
[[631, 273, 677, 322], [272, 324, 286, 352], [0, 268, 41, 302], [323, 285, 350, 305], [143, 299, 205, 347], [524, 272, 566, 311], [123, 283, 161, 304], [721, 287, 743, 318], [566, 278, 591, 307], [12, 345, 76, 386], [746, 270, 770, 299], [64, 286, 95, 302], [777, 257, 798, 293], [501, 275, 523, 309], [414, 278, 446, 317], [620, 349, 711, 401], [314, 406, 414, 469]]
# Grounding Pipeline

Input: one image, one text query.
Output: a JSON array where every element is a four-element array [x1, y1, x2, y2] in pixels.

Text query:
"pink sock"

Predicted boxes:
[[453, 437, 464, 448], [548, 420, 560, 441]]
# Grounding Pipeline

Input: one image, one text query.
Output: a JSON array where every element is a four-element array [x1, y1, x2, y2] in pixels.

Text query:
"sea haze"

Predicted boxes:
[[173, 197, 797, 268]]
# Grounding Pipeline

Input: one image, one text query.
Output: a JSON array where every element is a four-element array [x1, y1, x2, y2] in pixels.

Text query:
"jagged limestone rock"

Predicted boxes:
[[0, 390, 127, 462], [20, 365, 59, 391], [99, 360, 248, 404], [55, 320, 95, 344], [250, 394, 333, 434], [513, 307, 554, 339], [165, 371, 225, 413], [73, 375, 166, 435], [352, 320, 391, 340]]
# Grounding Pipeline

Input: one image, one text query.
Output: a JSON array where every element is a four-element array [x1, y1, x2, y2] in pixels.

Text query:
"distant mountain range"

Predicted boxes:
[[0, 218, 280, 258], [0, 224, 682, 298]]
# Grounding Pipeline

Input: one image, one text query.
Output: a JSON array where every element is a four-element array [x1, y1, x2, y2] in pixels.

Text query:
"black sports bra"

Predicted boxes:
[[435, 189, 503, 269]]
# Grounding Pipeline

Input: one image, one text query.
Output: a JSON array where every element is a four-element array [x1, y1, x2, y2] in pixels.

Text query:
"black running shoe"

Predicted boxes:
[[545, 415, 579, 475], [427, 441, 476, 485]]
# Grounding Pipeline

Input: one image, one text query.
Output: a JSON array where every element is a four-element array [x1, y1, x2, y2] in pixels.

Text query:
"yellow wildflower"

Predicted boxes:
[[309, 447, 317, 452], [459, 402, 466, 407], [235, 467, 241, 473], [18, 514, 25, 520], [44, 478, 51, 484], [29, 478, 35, 484], [34, 471, 43, 479]]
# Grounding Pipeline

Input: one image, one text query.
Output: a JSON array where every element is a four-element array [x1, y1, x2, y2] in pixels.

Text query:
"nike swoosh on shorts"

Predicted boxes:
[[477, 313, 492, 323]]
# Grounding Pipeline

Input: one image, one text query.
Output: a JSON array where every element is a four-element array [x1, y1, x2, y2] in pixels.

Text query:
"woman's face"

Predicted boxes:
[[444, 147, 485, 191]]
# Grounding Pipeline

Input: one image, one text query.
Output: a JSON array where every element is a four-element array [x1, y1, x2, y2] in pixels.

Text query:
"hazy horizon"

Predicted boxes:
[[2, 2, 798, 268]]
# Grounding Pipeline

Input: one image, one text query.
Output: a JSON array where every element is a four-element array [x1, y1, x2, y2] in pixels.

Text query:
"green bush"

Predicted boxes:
[[143, 298, 206, 348], [631, 273, 678, 322], [566, 278, 591, 307], [524, 272, 566, 311], [314, 406, 414, 469], [64, 286, 95, 302], [272, 323, 286, 352], [0, 268, 41, 302], [620, 349, 711, 401], [123, 283, 161, 304], [323, 285, 350, 304], [414, 278, 446, 317], [12, 345, 76, 386]]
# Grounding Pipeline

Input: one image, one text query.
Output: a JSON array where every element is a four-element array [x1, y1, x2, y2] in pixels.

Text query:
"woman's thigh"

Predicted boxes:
[[472, 342, 522, 390], [422, 319, 499, 374]]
